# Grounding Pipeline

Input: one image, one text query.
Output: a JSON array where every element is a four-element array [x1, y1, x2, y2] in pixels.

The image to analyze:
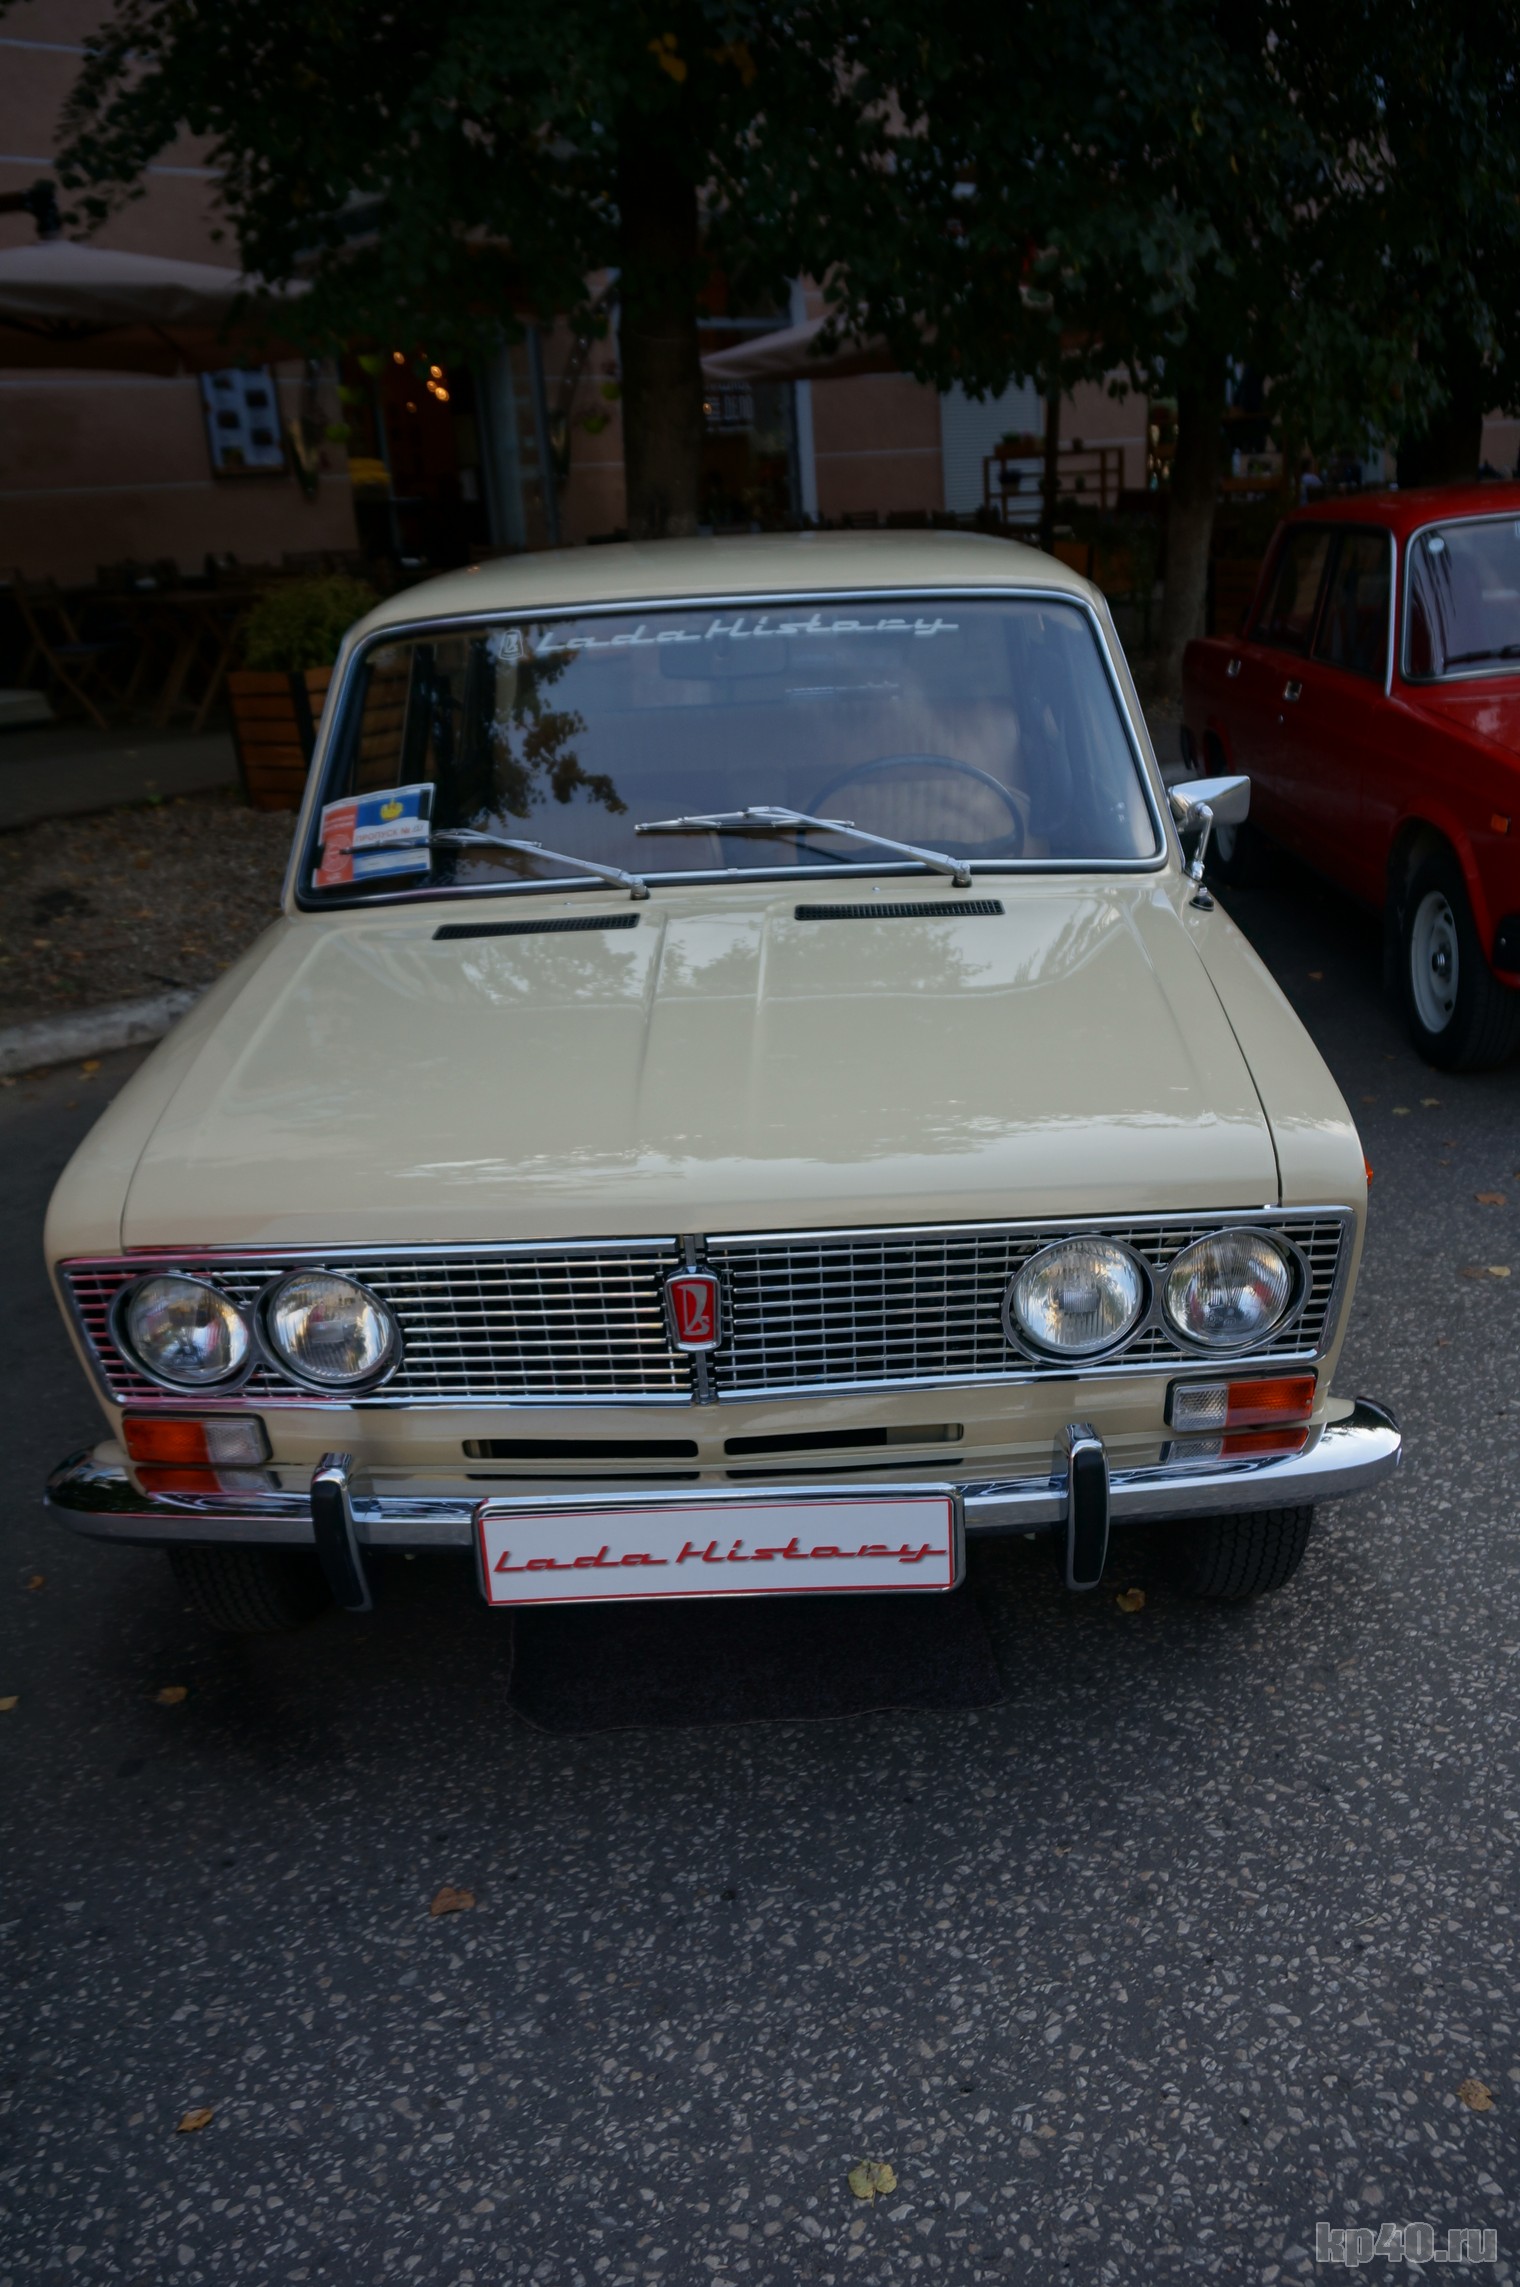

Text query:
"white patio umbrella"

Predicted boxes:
[[700, 313, 896, 387], [0, 241, 310, 373]]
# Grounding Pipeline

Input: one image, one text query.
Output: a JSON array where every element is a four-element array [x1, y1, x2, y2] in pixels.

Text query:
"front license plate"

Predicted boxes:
[[475, 1490, 962, 1608]]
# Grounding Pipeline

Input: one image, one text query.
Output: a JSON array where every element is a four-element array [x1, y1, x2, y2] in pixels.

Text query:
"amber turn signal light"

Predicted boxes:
[[1167, 1374, 1316, 1433], [122, 1415, 270, 1466]]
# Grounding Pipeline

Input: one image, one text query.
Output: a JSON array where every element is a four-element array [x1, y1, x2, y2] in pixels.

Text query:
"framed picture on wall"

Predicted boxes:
[[201, 367, 287, 476]]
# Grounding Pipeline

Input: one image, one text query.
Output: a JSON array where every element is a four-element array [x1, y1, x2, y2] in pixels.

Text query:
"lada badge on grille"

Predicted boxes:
[[665, 1270, 721, 1353]]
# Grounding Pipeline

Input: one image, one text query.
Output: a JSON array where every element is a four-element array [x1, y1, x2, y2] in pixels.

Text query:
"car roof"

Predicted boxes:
[[353, 528, 1095, 639], [1282, 480, 1520, 538]]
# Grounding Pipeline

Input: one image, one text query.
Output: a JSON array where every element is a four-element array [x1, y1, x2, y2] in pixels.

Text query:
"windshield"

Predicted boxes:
[[1406, 516, 1520, 679], [304, 595, 1160, 901]]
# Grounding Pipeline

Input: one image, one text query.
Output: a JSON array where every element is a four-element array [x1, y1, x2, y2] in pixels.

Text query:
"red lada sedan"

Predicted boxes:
[[1183, 484, 1520, 1069]]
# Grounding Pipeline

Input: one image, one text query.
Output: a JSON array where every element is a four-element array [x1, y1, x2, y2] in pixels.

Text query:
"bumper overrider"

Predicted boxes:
[[48, 1400, 1401, 1605]]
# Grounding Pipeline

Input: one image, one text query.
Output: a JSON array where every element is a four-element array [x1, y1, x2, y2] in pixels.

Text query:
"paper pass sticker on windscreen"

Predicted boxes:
[[316, 784, 433, 887]]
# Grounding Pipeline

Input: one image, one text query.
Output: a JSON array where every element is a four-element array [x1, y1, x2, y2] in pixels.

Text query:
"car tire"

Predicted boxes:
[[1194, 737, 1255, 885], [1397, 846, 1520, 1071], [169, 1545, 333, 1634], [1171, 1504, 1315, 1599], [1206, 813, 1256, 887]]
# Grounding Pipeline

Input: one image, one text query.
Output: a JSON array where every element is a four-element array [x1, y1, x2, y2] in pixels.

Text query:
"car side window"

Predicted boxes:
[[1253, 527, 1333, 654], [1312, 530, 1392, 681]]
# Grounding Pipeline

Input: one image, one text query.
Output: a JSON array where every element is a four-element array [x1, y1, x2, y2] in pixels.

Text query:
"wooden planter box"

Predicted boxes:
[[228, 667, 333, 811]]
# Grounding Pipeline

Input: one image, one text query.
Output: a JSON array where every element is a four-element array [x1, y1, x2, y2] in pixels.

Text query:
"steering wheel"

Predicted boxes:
[[810, 753, 1026, 859]]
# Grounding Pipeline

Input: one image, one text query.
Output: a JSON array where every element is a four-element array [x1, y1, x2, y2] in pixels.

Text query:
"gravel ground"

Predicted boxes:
[[0, 852, 1516, 2284], [0, 794, 293, 1029]]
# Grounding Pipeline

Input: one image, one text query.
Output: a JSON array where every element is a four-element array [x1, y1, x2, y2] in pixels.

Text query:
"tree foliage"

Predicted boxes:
[[31, 0, 1520, 635]]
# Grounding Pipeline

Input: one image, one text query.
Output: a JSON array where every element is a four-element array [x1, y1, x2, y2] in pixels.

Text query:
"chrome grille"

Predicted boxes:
[[704, 1214, 1350, 1397], [63, 1247, 690, 1407], [62, 1212, 1350, 1409]]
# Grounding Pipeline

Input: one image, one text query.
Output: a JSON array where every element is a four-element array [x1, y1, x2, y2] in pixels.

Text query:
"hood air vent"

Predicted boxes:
[[793, 899, 1004, 921], [435, 914, 641, 940]]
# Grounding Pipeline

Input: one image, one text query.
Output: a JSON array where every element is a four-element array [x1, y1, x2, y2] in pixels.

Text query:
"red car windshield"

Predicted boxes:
[[305, 596, 1160, 900], [1406, 515, 1520, 679]]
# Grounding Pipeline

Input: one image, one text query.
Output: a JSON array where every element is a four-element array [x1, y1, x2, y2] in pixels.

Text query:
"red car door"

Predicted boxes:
[[1272, 525, 1395, 900], [1242, 523, 1336, 848]]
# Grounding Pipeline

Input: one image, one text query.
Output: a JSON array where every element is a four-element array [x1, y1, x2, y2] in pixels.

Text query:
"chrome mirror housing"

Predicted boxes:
[[1169, 774, 1250, 909], [1169, 773, 1251, 829]]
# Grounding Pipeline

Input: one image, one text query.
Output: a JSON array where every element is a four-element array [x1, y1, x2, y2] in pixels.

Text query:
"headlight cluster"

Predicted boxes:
[[1006, 1228, 1296, 1360], [122, 1275, 250, 1387], [118, 1270, 398, 1391]]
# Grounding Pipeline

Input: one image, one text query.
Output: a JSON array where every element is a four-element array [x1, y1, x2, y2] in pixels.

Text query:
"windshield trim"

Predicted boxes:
[[290, 583, 1170, 911], [1401, 512, 1520, 686]]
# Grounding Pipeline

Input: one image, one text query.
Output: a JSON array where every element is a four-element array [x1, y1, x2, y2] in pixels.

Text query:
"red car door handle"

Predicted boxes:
[[1282, 679, 1302, 702]]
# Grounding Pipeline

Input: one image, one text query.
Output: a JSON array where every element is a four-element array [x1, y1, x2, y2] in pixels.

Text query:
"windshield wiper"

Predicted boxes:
[[1441, 643, 1520, 667], [634, 806, 974, 887], [431, 828, 649, 900]]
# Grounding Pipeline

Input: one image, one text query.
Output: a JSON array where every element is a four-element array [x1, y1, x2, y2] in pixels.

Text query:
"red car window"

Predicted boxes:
[[1312, 530, 1391, 681], [1254, 527, 1333, 653], [1406, 516, 1520, 679]]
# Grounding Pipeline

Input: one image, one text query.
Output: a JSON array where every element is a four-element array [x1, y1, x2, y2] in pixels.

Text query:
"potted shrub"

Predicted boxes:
[[228, 575, 377, 810]]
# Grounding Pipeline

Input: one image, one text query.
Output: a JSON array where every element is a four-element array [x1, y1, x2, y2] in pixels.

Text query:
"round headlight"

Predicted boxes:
[[264, 1271, 397, 1387], [1009, 1238, 1146, 1357], [1163, 1229, 1295, 1350], [121, 1274, 250, 1387]]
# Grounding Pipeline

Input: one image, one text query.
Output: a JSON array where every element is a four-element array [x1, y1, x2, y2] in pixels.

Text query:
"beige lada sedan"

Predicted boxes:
[[45, 533, 1400, 1631]]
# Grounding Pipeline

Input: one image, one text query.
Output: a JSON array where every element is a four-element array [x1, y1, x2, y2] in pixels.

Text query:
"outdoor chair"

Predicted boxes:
[[10, 572, 128, 730]]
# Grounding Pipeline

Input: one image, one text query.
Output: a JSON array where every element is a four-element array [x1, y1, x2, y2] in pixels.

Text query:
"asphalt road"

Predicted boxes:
[[2, 851, 1517, 2286]]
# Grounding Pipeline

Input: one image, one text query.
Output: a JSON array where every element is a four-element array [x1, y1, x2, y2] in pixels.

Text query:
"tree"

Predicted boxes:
[[759, 1, 1520, 688], [1356, 2, 1520, 485], [45, 0, 897, 541]]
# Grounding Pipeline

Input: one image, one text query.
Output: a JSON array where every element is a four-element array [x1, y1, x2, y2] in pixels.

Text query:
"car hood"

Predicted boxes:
[[119, 884, 1280, 1247], [1402, 677, 1520, 759]]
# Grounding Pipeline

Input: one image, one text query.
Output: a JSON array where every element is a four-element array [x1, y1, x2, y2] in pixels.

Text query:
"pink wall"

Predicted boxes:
[[0, 0, 358, 584]]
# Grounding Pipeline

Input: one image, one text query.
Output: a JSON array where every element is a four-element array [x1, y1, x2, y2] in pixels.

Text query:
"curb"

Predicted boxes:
[[0, 988, 203, 1079]]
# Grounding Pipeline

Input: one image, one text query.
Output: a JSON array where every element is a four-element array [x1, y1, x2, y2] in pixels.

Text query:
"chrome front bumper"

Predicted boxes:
[[47, 1400, 1401, 1553]]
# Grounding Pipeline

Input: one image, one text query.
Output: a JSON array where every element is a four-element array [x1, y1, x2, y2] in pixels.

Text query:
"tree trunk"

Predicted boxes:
[[1038, 381, 1061, 554], [1397, 345, 1488, 487], [1156, 368, 1227, 700], [617, 131, 703, 541]]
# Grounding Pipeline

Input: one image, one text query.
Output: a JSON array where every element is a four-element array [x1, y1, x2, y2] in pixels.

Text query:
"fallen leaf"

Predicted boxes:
[[429, 1885, 475, 1917], [176, 2107, 214, 2134], [1456, 2078, 1494, 2113], [1476, 1191, 1508, 1204], [1489, 1265, 1511, 1278], [1115, 1587, 1146, 1613], [1307, 970, 1323, 981], [848, 2161, 898, 2201], [24, 1574, 43, 1591], [1421, 1096, 1441, 1106], [1460, 1266, 1489, 1280], [1392, 1106, 1411, 1116], [155, 1684, 188, 1705], [80, 1059, 100, 1075], [0, 1696, 17, 1713]]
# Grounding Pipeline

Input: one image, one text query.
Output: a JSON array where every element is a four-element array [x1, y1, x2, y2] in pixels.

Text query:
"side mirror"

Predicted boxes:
[[1169, 773, 1250, 828], [1168, 773, 1250, 908]]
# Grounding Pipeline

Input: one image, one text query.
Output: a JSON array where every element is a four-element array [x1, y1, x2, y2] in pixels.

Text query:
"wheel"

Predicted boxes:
[[1171, 1505, 1315, 1599], [1206, 811, 1256, 886], [1397, 845, 1520, 1071], [169, 1544, 333, 1634], [1197, 737, 1255, 885]]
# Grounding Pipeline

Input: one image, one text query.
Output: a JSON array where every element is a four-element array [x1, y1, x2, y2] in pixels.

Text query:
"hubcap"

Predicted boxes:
[[1410, 890, 1459, 1033]]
